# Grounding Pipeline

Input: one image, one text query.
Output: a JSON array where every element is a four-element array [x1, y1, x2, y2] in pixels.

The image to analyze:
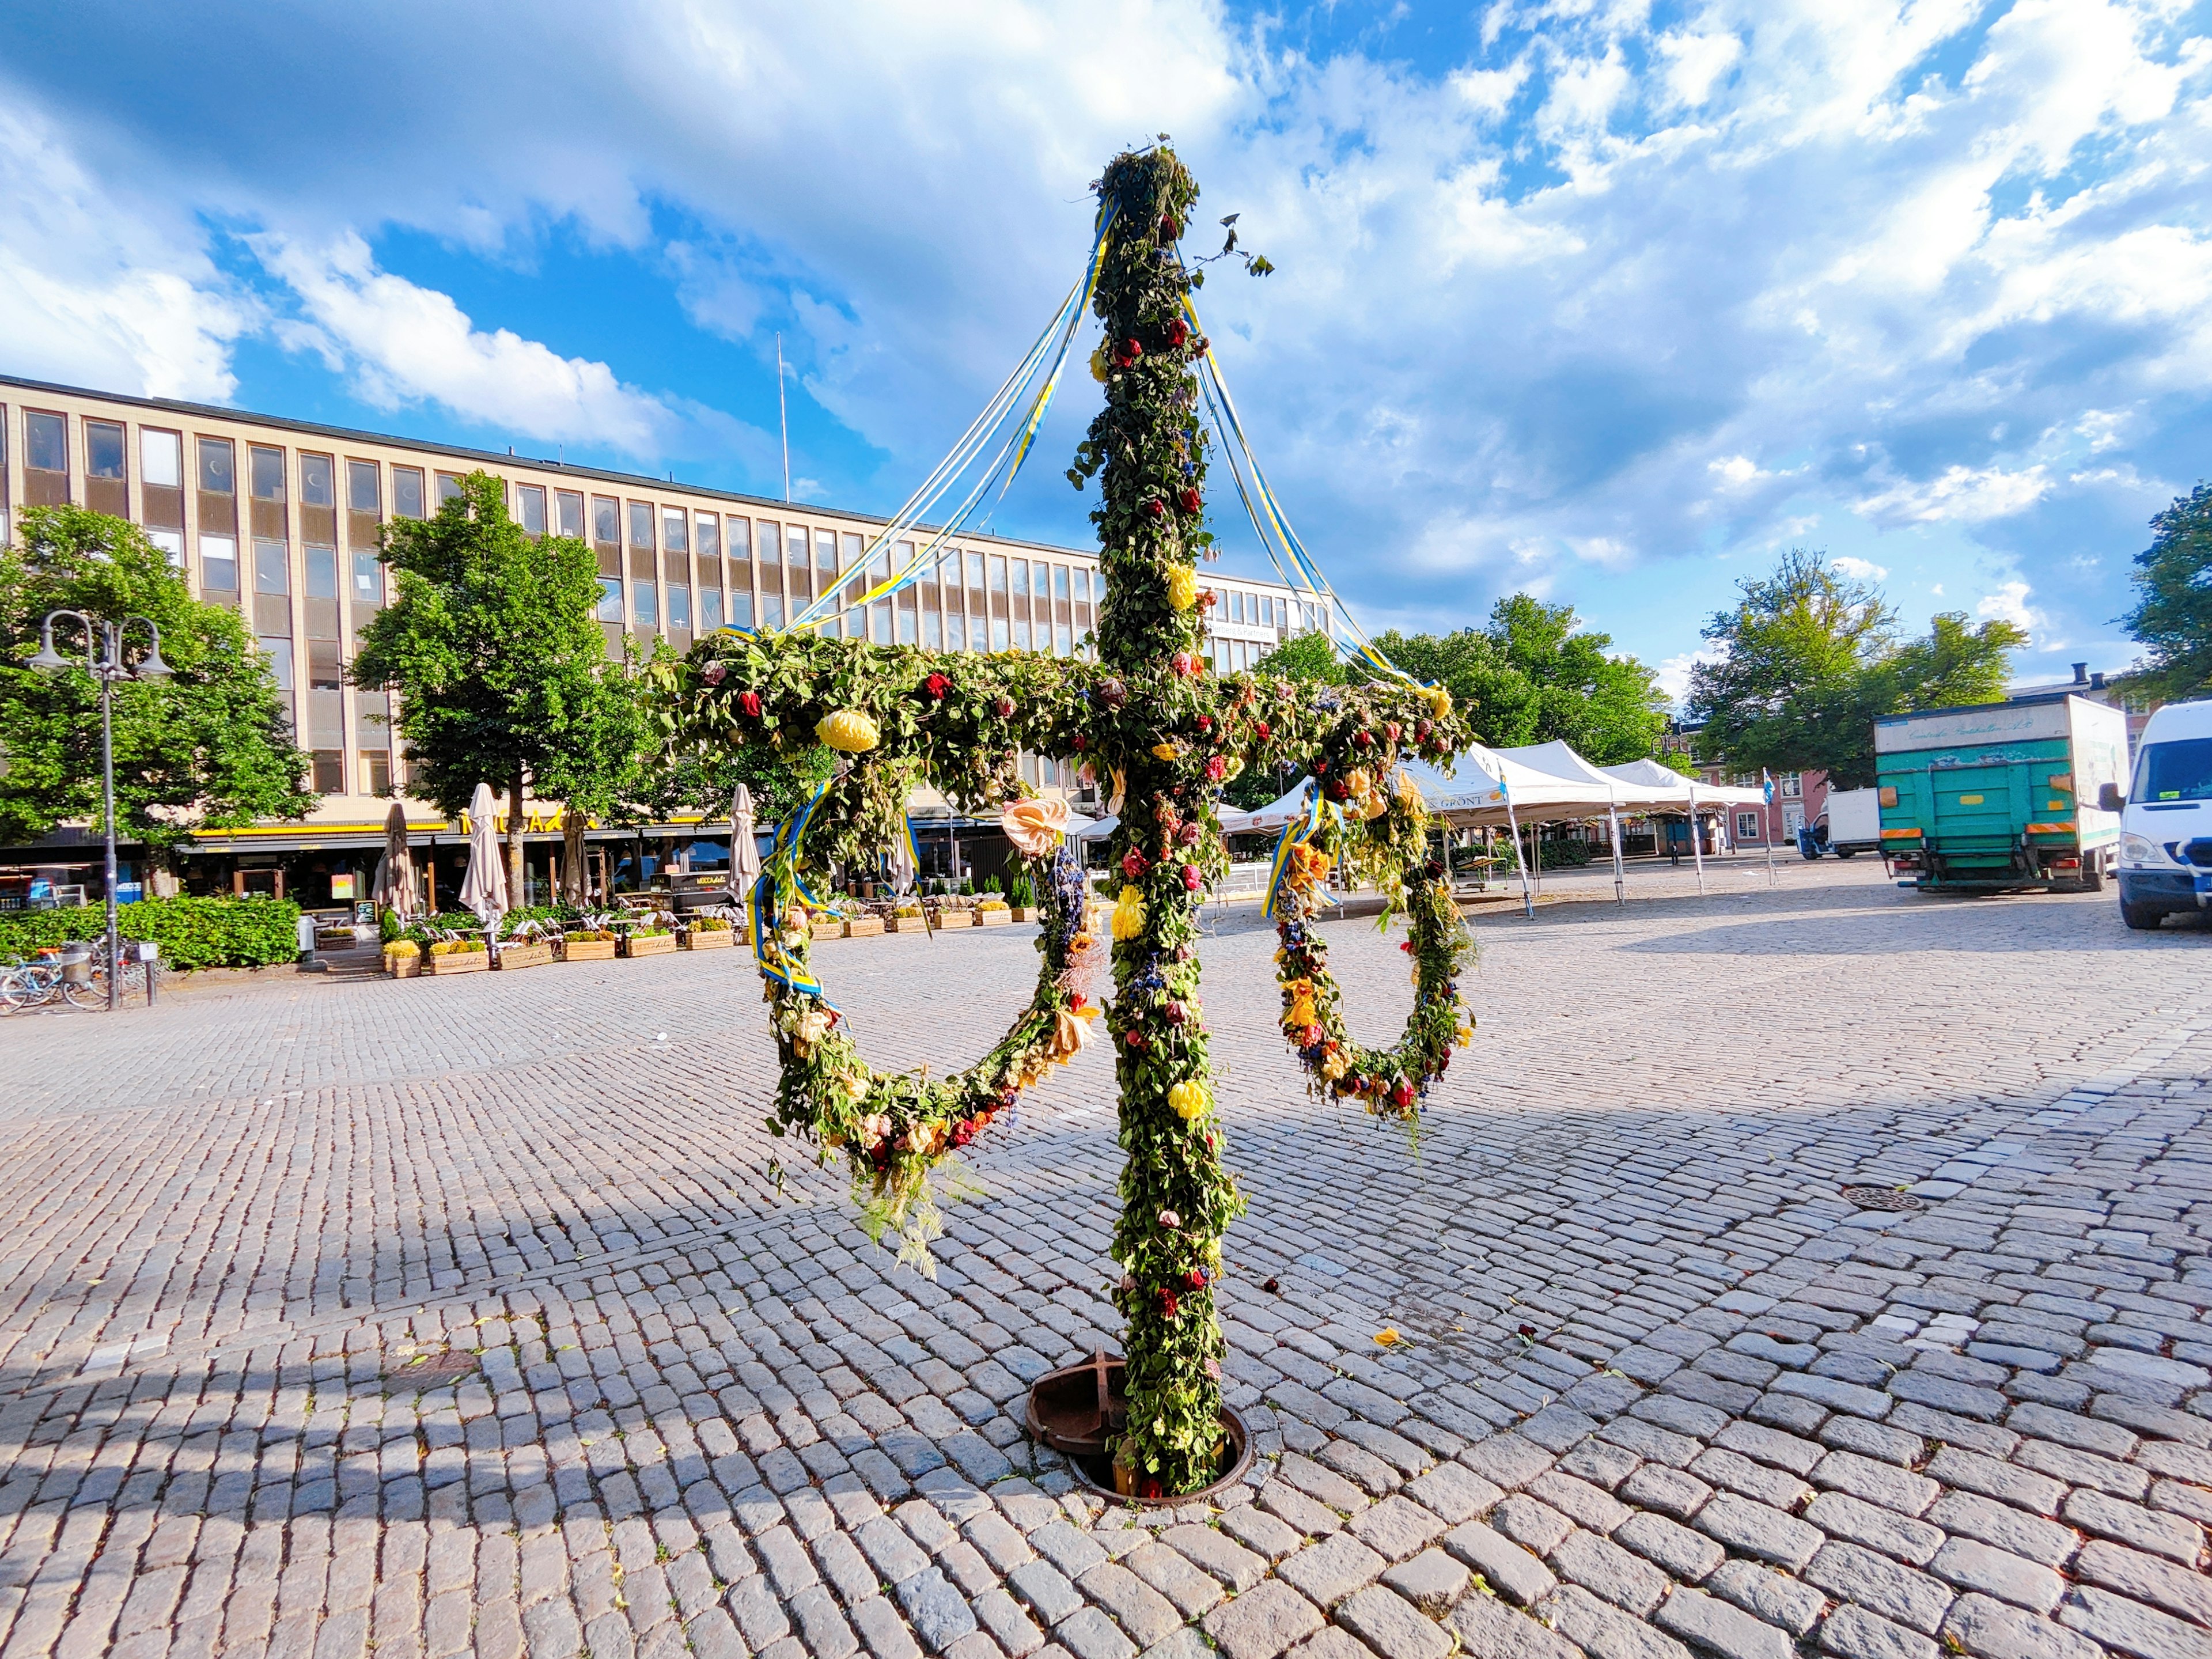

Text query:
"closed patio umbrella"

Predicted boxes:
[[372, 801, 420, 923], [730, 784, 762, 896], [459, 782, 509, 933]]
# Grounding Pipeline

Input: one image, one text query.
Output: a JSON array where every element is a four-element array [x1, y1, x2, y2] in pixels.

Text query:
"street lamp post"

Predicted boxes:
[[31, 611, 171, 1012]]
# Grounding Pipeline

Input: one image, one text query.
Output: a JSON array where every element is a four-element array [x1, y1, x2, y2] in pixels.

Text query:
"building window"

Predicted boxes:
[[632, 581, 658, 626], [300, 453, 334, 507], [255, 541, 289, 594], [435, 471, 464, 506], [82, 419, 126, 514], [593, 495, 620, 545], [363, 751, 391, 796], [347, 459, 379, 513], [353, 553, 382, 606], [728, 517, 753, 629], [24, 411, 67, 505], [1737, 812, 1763, 842], [666, 581, 691, 628], [249, 445, 285, 503], [698, 586, 722, 632], [305, 546, 339, 600], [516, 483, 547, 536], [1781, 772, 1802, 799], [312, 751, 344, 794], [141, 429, 184, 563], [201, 535, 238, 592], [556, 489, 585, 538], [259, 637, 294, 690], [393, 467, 425, 519], [663, 506, 688, 552], [597, 577, 623, 623], [628, 500, 654, 548], [696, 513, 720, 559]]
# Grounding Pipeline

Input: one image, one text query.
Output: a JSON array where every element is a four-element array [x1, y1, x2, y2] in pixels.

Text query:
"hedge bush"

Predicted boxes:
[[0, 896, 301, 970]]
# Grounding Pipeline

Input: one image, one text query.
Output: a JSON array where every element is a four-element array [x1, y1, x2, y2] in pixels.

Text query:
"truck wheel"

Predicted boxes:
[[2079, 862, 2105, 893], [2120, 898, 2163, 930], [1835, 849, 1857, 859]]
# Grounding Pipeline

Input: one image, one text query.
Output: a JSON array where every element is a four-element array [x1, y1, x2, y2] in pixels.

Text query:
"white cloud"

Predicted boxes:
[[1977, 578, 2043, 635], [1855, 465, 2054, 525], [0, 105, 247, 400], [1830, 555, 1889, 581], [252, 232, 679, 456], [1654, 30, 1744, 108], [1656, 648, 1720, 702]]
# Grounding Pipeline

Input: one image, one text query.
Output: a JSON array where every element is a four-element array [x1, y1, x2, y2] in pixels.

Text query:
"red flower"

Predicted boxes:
[[1181, 864, 1202, 891], [1146, 499, 1167, 519], [1172, 652, 1196, 676], [702, 662, 726, 686], [994, 695, 1015, 719], [1160, 215, 1180, 240], [1167, 318, 1189, 347], [1385, 722, 1401, 745], [1072, 733, 1088, 751], [1196, 715, 1213, 733], [951, 1120, 977, 1147], [1126, 1030, 1148, 1050], [1205, 756, 1226, 782], [1177, 487, 1202, 514], [1163, 1001, 1187, 1025], [1122, 849, 1150, 880], [1415, 719, 1432, 742], [1392, 1081, 1416, 1109], [1183, 1268, 1209, 1291], [1355, 730, 1374, 748], [1070, 993, 1086, 1010], [1255, 721, 1271, 741], [737, 690, 762, 718], [1176, 821, 1200, 846], [1158, 1289, 1180, 1318], [925, 673, 949, 699], [1198, 589, 1216, 608]]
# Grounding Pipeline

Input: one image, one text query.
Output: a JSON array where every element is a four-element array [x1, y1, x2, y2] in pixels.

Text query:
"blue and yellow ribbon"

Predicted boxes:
[[787, 203, 1117, 634], [1264, 791, 1338, 921], [749, 778, 840, 1005]]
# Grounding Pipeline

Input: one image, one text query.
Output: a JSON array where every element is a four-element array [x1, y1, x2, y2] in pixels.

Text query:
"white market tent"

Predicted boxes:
[[1218, 778, 1318, 837]]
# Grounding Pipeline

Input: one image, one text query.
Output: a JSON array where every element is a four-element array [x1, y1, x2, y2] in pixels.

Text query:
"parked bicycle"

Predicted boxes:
[[0, 946, 108, 1012]]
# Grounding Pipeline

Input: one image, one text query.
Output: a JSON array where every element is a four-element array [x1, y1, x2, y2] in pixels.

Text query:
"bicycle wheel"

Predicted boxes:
[[60, 977, 107, 1010], [0, 968, 28, 1014]]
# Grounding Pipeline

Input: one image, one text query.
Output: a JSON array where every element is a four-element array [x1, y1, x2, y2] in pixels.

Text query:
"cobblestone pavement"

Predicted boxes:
[[0, 861, 2207, 1659]]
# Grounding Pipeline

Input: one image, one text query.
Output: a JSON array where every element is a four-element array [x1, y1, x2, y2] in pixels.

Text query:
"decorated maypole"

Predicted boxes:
[[670, 141, 1478, 1499], [1082, 146, 1241, 1491]]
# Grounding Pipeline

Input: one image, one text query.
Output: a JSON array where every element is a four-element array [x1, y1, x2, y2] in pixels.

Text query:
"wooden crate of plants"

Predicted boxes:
[[843, 916, 885, 938], [384, 944, 422, 978], [625, 930, 677, 958], [495, 941, 556, 971], [975, 902, 1013, 927], [561, 932, 617, 962], [679, 923, 736, 950], [425, 943, 489, 974]]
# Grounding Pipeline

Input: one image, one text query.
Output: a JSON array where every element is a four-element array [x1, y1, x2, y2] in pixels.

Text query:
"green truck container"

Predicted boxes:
[[1876, 692, 2126, 893]]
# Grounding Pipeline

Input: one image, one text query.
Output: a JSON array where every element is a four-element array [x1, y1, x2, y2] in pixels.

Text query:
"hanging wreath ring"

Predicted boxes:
[[1263, 713, 1475, 1121]]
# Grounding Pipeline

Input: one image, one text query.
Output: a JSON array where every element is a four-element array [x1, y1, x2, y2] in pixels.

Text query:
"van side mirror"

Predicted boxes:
[[2098, 783, 2124, 813]]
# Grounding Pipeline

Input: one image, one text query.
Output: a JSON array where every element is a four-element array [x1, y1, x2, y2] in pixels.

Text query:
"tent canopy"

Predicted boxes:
[[1601, 757, 1766, 809], [1219, 778, 1317, 836]]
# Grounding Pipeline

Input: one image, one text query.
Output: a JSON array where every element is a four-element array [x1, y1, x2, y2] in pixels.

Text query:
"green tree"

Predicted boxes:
[[1372, 594, 1668, 760], [1687, 549, 2023, 787], [0, 506, 315, 854], [351, 472, 626, 899], [2119, 483, 2212, 702], [1251, 630, 1343, 688]]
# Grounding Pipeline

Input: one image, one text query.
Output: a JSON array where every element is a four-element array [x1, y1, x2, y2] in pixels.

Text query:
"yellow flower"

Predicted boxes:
[[1285, 998, 1318, 1028], [1089, 339, 1113, 382], [1168, 1080, 1210, 1121], [1166, 565, 1199, 611], [1457, 1023, 1475, 1047], [1152, 741, 1181, 762], [1427, 685, 1453, 721], [1374, 1328, 1403, 1347], [817, 709, 880, 752], [842, 1073, 869, 1101], [1111, 887, 1147, 941], [1320, 1050, 1350, 1081]]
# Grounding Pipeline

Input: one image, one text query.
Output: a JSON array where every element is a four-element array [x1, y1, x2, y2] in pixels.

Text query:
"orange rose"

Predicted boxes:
[[1002, 796, 1069, 857]]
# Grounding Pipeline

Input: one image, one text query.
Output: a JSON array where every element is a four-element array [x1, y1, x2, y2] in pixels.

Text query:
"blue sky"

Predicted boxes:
[[3, 1, 2209, 698]]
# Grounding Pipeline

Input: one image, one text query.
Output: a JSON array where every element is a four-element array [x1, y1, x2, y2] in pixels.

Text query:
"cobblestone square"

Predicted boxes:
[[0, 861, 2206, 1659]]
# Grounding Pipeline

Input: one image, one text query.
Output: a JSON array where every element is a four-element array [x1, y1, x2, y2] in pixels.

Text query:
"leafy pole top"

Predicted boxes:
[[670, 142, 1478, 1497]]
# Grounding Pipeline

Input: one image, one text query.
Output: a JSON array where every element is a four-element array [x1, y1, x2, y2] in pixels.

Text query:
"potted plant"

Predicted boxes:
[[886, 902, 926, 934], [495, 918, 558, 971], [975, 880, 1013, 927], [843, 908, 886, 938], [1006, 872, 1037, 923], [425, 937, 490, 975], [383, 938, 422, 979], [681, 913, 737, 950], [560, 910, 620, 962], [625, 908, 679, 957]]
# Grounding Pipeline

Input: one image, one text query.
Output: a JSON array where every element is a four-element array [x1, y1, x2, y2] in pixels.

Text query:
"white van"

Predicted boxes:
[[2104, 697, 2212, 929]]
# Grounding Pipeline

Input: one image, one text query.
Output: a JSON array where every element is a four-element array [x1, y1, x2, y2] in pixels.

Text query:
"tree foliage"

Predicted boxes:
[[351, 472, 634, 889], [0, 506, 315, 852], [1686, 548, 2025, 788], [2119, 482, 2212, 703]]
